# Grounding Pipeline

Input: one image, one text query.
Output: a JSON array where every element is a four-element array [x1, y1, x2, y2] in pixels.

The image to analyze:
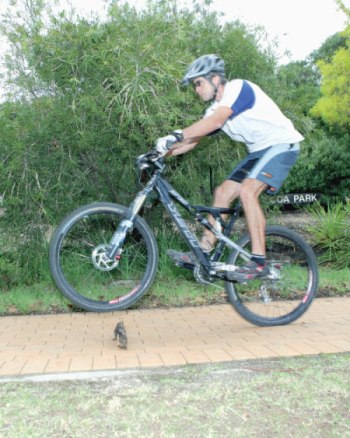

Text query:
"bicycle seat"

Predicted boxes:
[[193, 205, 236, 215]]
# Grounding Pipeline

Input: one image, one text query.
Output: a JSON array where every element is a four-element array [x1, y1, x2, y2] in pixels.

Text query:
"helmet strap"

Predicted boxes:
[[206, 75, 219, 101]]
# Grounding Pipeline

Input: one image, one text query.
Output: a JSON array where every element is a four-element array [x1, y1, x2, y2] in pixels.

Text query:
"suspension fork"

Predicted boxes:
[[107, 173, 158, 259]]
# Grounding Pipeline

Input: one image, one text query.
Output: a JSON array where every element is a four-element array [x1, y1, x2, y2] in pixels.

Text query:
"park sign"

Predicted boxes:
[[270, 193, 320, 205]]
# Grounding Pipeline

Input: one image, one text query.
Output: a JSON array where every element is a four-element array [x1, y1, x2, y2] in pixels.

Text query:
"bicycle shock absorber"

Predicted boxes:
[[197, 215, 251, 260], [107, 192, 148, 260], [214, 218, 222, 234], [107, 219, 134, 259]]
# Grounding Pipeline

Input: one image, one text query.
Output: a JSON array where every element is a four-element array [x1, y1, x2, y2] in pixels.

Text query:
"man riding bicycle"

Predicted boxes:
[[152, 54, 303, 280]]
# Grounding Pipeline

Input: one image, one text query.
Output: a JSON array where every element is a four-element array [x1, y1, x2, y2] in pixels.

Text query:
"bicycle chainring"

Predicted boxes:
[[193, 262, 214, 285]]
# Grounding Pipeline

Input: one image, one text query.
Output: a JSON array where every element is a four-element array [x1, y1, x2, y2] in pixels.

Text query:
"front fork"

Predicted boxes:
[[107, 191, 148, 260]]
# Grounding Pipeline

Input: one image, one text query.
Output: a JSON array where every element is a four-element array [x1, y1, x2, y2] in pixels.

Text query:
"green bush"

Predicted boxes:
[[283, 131, 350, 203], [308, 202, 350, 269]]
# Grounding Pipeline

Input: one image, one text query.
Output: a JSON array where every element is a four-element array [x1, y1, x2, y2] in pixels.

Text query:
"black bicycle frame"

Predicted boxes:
[[154, 175, 251, 270]]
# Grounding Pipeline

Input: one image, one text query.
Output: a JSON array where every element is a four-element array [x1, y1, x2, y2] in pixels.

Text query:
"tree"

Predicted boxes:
[[310, 1, 350, 128], [276, 60, 320, 118], [310, 32, 347, 64]]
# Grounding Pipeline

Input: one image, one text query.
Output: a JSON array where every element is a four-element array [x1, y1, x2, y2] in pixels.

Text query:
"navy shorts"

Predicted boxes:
[[228, 143, 300, 195]]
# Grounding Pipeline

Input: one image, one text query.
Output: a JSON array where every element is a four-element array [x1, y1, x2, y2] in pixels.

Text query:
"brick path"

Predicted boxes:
[[0, 297, 349, 378]]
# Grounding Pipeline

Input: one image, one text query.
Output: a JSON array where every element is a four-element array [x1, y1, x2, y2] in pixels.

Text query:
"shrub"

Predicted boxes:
[[308, 202, 350, 269]]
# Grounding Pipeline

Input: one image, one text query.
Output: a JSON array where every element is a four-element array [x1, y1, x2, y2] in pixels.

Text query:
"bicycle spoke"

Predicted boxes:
[[50, 203, 158, 312], [225, 226, 318, 326]]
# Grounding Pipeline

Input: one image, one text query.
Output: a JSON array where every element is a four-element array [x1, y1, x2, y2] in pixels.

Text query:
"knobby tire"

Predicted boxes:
[[225, 225, 318, 326], [49, 202, 158, 312]]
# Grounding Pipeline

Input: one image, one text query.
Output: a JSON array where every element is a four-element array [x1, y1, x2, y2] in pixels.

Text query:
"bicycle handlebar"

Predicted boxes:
[[136, 151, 165, 171]]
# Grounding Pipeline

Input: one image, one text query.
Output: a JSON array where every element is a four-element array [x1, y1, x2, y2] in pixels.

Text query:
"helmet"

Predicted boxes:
[[182, 54, 225, 85]]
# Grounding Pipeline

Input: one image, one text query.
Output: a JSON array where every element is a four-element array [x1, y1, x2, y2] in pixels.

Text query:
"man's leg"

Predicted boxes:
[[200, 180, 241, 251], [167, 180, 241, 264], [239, 178, 268, 256]]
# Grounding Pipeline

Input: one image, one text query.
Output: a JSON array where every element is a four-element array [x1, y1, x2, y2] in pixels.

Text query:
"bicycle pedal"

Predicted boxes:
[[176, 261, 194, 270]]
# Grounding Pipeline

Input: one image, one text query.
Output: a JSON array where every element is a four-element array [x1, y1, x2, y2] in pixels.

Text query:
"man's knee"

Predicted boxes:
[[239, 184, 255, 203], [239, 179, 267, 202], [214, 180, 240, 205]]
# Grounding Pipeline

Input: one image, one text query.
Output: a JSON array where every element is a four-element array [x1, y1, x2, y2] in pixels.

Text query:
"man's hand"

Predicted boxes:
[[155, 130, 184, 156]]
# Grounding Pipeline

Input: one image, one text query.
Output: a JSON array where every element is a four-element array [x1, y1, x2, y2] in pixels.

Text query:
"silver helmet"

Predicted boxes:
[[182, 54, 225, 85]]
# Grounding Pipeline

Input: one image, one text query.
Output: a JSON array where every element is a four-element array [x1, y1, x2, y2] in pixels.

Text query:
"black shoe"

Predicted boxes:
[[230, 261, 270, 282]]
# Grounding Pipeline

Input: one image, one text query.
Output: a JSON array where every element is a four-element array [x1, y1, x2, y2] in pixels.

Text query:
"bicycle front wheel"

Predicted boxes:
[[225, 225, 318, 326], [49, 202, 158, 312]]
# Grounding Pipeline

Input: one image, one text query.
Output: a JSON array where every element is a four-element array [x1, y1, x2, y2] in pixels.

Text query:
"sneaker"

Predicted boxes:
[[230, 261, 270, 282], [166, 249, 197, 265]]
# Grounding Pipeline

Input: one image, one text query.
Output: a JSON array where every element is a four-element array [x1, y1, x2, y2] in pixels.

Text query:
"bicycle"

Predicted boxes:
[[49, 152, 318, 326]]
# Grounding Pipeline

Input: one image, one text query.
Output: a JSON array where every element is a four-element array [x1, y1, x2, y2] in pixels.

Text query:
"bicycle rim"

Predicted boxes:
[[225, 226, 318, 326], [50, 203, 158, 312]]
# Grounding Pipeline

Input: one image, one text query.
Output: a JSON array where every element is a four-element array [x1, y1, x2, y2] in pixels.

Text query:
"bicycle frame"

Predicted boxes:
[[155, 178, 252, 268], [108, 161, 251, 270]]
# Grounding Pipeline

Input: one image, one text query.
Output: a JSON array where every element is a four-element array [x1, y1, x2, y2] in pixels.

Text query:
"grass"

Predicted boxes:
[[318, 267, 350, 296], [0, 265, 349, 315], [0, 283, 72, 315], [0, 354, 349, 437]]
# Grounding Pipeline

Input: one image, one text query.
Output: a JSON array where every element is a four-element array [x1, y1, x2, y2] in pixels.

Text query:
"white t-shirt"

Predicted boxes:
[[204, 79, 304, 153]]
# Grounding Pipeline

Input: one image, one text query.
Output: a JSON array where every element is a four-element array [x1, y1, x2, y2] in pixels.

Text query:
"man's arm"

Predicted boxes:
[[168, 106, 233, 156]]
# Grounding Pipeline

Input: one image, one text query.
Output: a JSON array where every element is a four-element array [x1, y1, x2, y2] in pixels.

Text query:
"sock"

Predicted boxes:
[[251, 254, 266, 266]]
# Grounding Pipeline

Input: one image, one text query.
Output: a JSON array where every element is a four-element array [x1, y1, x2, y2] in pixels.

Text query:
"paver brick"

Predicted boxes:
[[93, 356, 117, 370], [21, 359, 49, 375], [69, 356, 94, 372], [137, 353, 164, 368], [284, 342, 323, 355], [244, 344, 276, 358], [264, 343, 300, 357], [181, 349, 210, 364], [45, 358, 71, 374], [224, 347, 256, 360], [0, 360, 25, 376], [204, 348, 234, 362], [160, 352, 187, 367], [116, 355, 140, 369]]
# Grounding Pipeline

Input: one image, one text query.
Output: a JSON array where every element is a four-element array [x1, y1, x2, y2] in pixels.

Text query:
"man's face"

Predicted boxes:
[[192, 76, 216, 102]]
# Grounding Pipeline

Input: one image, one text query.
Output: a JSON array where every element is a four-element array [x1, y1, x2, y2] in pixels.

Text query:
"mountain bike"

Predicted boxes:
[[49, 152, 318, 326]]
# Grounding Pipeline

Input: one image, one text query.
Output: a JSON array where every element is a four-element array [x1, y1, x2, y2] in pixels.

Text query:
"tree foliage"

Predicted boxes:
[[310, 1, 350, 128], [310, 32, 348, 64], [276, 60, 320, 120]]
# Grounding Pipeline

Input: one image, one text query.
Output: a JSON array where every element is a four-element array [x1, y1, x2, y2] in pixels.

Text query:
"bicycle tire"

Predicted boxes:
[[49, 202, 158, 312], [225, 225, 318, 326]]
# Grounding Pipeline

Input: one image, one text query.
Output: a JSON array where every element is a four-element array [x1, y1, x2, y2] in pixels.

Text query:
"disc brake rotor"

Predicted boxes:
[[92, 244, 119, 271]]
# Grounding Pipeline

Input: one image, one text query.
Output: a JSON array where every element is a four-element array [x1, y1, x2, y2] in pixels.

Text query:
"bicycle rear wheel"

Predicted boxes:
[[225, 225, 318, 326], [49, 202, 158, 312]]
